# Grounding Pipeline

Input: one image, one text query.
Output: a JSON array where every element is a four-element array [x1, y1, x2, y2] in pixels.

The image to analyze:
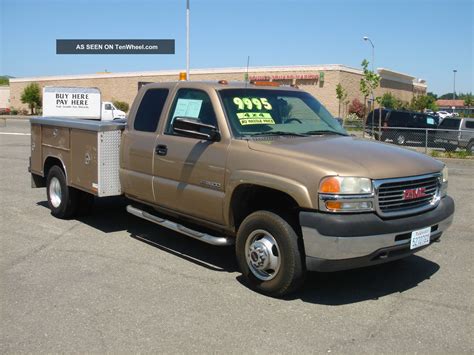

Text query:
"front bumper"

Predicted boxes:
[[300, 196, 455, 272]]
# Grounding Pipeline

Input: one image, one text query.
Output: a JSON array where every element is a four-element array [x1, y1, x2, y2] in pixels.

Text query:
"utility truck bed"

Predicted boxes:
[[30, 117, 125, 197]]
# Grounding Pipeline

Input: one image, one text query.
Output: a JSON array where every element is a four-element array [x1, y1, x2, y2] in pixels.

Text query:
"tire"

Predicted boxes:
[[46, 165, 79, 219], [467, 141, 474, 154], [444, 144, 457, 152], [395, 133, 406, 145], [236, 211, 305, 297]]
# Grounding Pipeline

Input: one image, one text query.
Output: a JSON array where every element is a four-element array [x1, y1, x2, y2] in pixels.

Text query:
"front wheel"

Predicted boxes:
[[236, 211, 305, 297]]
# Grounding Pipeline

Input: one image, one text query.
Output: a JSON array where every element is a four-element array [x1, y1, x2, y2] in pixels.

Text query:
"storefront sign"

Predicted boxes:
[[249, 74, 319, 81]]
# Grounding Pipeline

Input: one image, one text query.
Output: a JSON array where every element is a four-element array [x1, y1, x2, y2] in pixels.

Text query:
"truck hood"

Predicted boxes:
[[247, 135, 444, 179]]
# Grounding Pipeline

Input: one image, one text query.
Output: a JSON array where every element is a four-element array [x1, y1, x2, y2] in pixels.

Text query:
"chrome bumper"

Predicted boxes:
[[301, 214, 453, 261], [300, 196, 455, 272]]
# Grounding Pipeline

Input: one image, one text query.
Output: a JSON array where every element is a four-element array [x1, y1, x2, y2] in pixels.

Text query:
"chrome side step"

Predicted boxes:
[[126, 205, 234, 246]]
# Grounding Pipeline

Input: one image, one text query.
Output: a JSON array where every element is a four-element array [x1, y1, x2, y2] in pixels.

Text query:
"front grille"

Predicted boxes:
[[375, 174, 440, 217]]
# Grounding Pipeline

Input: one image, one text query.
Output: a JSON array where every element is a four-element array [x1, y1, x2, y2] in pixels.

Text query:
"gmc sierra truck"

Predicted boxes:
[[29, 80, 455, 297]]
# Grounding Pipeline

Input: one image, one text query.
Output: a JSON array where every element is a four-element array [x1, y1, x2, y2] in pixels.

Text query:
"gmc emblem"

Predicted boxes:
[[403, 187, 427, 200]]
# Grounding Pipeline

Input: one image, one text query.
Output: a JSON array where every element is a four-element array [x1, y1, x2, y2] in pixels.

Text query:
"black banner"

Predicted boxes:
[[56, 39, 175, 54]]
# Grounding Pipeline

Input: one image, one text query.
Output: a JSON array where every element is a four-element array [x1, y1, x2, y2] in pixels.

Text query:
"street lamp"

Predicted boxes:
[[452, 69, 457, 113], [186, 0, 190, 80], [363, 36, 375, 72]]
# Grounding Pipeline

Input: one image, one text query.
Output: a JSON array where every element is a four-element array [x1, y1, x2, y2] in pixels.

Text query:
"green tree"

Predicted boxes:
[[427, 92, 438, 100], [0, 76, 9, 86], [410, 94, 438, 112], [21, 83, 42, 115], [379, 92, 398, 109], [112, 100, 129, 113], [464, 94, 473, 115], [360, 59, 380, 136], [335, 83, 347, 117]]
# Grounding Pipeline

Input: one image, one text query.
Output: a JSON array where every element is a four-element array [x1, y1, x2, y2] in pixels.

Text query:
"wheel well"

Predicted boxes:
[[230, 184, 300, 232], [44, 157, 65, 178]]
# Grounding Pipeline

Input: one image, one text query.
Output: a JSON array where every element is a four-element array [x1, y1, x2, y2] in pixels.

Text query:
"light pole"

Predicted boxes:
[[363, 36, 376, 137], [363, 36, 375, 72], [452, 69, 457, 113], [186, 0, 190, 80]]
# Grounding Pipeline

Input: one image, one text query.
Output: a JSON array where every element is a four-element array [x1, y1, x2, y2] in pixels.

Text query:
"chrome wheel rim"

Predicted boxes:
[[245, 229, 281, 281], [49, 177, 62, 208]]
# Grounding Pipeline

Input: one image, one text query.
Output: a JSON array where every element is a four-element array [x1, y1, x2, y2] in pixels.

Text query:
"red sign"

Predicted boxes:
[[403, 187, 427, 200]]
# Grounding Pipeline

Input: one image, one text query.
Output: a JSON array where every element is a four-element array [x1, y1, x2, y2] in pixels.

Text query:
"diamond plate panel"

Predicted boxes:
[[97, 130, 122, 197]]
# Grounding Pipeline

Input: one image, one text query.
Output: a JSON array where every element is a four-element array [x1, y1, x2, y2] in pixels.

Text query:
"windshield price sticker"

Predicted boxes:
[[237, 112, 275, 125], [233, 97, 272, 111]]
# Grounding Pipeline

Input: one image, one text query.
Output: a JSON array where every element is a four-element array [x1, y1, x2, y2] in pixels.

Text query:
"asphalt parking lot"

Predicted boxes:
[[1, 119, 473, 353]]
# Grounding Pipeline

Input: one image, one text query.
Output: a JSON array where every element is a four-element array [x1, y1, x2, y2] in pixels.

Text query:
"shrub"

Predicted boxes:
[[112, 100, 129, 113], [10, 107, 18, 115], [20, 83, 42, 115], [348, 98, 365, 118]]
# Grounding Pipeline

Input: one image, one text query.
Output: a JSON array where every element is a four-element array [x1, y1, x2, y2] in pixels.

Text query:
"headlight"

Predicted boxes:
[[441, 166, 448, 183], [319, 176, 373, 194], [440, 166, 448, 197], [318, 176, 374, 212]]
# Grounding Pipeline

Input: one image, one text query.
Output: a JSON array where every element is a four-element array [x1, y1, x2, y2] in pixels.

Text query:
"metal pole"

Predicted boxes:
[[452, 69, 457, 113], [186, 0, 190, 80]]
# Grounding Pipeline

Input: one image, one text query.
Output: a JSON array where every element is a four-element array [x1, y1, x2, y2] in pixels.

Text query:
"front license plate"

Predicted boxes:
[[410, 227, 431, 250]]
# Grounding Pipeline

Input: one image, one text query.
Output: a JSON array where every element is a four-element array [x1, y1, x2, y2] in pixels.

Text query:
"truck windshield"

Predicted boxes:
[[219, 89, 347, 138]]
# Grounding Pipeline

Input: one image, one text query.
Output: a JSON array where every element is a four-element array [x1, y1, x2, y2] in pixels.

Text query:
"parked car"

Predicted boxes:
[[437, 111, 453, 119], [366, 109, 439, 145], [435, 117, 474, 152]]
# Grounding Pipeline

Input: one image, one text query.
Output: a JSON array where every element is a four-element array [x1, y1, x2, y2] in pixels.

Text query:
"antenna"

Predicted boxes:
[[245, 56, 250, 88]]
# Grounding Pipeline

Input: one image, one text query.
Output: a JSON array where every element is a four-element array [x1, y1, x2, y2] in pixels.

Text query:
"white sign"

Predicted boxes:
[[43, 87, 101, 119]]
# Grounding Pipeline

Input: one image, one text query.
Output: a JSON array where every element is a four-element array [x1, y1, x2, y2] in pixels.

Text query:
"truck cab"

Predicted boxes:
[[29, 80, 455, 297], [101, 101, 126, 121]]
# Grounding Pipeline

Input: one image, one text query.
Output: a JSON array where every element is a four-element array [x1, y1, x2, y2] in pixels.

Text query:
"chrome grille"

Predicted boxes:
[[375, 174, 441, 217]]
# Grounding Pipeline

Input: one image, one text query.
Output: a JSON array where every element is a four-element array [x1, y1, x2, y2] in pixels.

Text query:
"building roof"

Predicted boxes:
[[436, 99, 465, 107], [9, 64, 364, 83]]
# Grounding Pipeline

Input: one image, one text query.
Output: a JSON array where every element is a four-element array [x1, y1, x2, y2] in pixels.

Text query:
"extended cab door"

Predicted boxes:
[[120, 88, 170, 204], [152, 88, 228, 224]]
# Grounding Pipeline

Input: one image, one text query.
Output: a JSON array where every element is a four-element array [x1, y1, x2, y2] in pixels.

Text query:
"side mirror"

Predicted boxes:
[[172, 117, 220, 141]]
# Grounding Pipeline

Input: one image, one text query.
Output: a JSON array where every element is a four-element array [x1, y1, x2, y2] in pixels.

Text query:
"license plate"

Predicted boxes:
[[410, 227, 431, 250]]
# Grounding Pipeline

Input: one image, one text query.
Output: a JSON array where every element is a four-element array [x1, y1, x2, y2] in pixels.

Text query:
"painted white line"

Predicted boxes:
[[0, 132, 31, 136]]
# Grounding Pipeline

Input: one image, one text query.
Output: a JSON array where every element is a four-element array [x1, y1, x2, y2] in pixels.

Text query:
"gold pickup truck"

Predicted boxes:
[[29, 81, 455, 297]]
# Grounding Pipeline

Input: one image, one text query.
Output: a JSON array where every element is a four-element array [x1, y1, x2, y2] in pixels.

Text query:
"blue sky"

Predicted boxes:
[[0, 0, 472, 95]]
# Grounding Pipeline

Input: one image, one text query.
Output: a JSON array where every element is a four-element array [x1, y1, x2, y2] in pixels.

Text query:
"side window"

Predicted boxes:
[[439, 119, 460, 130], [465, 121, 474, 129], [134, 89, 169, 132], [165, 89, 218, 134], [104, 103, 112, 110]]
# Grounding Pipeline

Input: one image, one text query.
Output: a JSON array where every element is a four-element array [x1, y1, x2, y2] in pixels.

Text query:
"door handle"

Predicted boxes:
[[155, 144, 168, 156]]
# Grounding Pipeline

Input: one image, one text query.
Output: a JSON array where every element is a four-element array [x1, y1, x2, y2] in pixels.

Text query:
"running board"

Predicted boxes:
[[126, 205, 234, 246]]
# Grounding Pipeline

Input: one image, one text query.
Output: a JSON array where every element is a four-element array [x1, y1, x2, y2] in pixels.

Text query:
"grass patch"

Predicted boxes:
[[430, 150, 473, 159]]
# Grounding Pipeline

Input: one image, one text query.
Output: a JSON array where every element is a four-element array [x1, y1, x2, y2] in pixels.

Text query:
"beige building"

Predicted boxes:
[[9, 64, 427, 116], [0, 86, 10, 110]]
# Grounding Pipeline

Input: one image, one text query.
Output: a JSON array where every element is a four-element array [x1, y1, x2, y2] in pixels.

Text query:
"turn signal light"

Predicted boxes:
[[325, 201, 342, 210], [319, 177, 340, 193]]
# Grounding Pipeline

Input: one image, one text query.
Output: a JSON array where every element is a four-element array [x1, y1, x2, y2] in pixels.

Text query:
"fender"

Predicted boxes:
[[224, 170, 313, 226]]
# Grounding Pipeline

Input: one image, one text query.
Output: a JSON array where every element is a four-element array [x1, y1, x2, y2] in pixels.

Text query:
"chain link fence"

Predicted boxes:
[[343, 123, 473, 156]]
